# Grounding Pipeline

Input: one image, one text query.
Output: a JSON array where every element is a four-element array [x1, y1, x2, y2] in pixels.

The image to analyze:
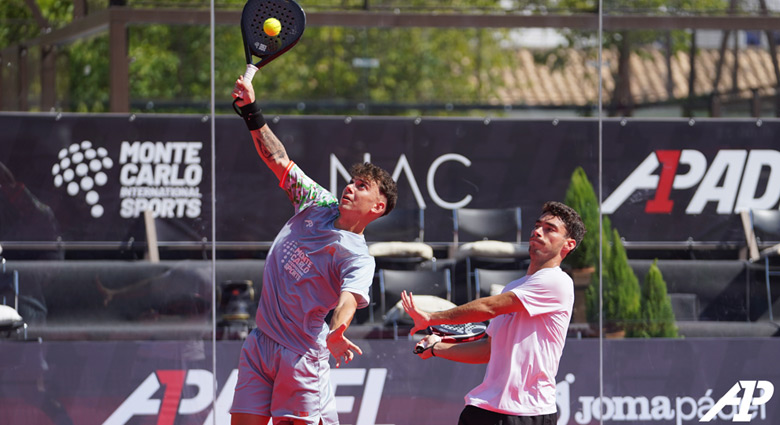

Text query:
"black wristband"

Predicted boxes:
[[237, 101, 266, 131], [430, 341, 439, 357]]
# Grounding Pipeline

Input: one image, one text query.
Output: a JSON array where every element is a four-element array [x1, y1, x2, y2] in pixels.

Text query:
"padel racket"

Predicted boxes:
[[414, 321, 489, 354], [235, 0, 306, 100]]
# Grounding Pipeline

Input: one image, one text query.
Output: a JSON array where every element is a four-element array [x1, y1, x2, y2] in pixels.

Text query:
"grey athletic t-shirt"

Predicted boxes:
[[255, 162, 374, 355]]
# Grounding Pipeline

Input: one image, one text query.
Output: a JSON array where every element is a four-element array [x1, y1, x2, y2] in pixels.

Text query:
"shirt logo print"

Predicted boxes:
[[281, 240, 313, 280]]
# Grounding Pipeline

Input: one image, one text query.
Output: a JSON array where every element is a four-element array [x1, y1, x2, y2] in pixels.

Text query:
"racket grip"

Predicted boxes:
[[243, 64, 258, 83], [413, 335, 440, 354]]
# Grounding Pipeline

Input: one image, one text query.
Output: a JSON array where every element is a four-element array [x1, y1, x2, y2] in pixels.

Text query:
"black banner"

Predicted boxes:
[[0, 339, 778, 424], [2, 113, 779, 246]]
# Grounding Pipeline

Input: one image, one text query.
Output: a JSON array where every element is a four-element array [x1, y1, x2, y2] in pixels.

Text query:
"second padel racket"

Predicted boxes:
[[413, 321, 489, 354]]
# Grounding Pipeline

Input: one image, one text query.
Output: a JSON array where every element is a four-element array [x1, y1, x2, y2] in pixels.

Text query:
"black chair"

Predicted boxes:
[[452, 207, 525, 301], [741, 209, 780, 321], [379, 268, 451, 323], [668, 293, 699, 321], [474, 268, 526, 299], [365, 207, 435, 270]]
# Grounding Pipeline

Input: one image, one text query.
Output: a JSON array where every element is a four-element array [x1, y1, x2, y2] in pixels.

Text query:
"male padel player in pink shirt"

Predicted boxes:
[[403, 201, 585, 425]]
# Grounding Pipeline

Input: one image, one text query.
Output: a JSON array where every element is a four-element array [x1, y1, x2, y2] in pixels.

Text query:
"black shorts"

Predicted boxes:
[[457, 405, 557, 425]]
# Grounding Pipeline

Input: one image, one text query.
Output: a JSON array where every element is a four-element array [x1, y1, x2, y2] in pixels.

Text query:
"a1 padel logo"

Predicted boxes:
[[103, 368, 387, 425], [603, 149, 780, 215], [51, 141, 114, 218]]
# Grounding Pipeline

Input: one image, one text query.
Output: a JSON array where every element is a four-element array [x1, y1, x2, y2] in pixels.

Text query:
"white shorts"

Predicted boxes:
[[230, 328, 339, 425]]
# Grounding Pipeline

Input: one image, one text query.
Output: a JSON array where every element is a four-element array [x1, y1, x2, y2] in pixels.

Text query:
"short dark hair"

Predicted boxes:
[[542, 201, 586, 250], [350, 162, 397, 216]]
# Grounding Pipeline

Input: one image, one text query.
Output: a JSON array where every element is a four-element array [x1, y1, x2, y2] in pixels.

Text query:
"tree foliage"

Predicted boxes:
[[586, 227, 641, 334], [551, 0, 728, 115], [0, 0, 72, 46], [629, 259, 679, 338], [563, 166, 601, 270], [60, 36, 110, 112], [2, 0, 521, 113]]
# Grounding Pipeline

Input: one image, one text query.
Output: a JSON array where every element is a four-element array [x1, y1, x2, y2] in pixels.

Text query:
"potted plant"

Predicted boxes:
[[563, 166, 603, 323], [564, 166, 644, 335], [585, 227, 641, 337], [628, 259, 679, 338], [563, 167, 599, 272]]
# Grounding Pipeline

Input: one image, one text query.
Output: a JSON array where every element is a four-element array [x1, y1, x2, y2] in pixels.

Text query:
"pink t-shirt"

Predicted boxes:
[[464, 266, 574, 416]]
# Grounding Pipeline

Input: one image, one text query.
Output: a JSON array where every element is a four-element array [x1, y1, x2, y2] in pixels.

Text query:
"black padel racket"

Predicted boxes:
[[236, 0, 306, 99], [414, 321, 489, 354]]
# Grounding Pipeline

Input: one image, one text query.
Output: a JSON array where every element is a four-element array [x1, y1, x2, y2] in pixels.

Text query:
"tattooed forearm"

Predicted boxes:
[[254, 126, 288, 161]]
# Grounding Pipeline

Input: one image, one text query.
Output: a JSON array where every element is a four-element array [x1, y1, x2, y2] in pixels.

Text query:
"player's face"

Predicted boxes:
[[339, 176, 384, 218], [528, 214, 572, 260]]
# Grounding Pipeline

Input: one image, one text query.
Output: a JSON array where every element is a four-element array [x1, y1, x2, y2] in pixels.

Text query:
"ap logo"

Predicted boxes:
[[701, 381, 775, 422], [52, 140, 114, 218]]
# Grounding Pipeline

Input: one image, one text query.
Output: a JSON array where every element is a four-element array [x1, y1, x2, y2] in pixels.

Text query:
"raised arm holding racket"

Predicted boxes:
[[403, 202, 586, 425]]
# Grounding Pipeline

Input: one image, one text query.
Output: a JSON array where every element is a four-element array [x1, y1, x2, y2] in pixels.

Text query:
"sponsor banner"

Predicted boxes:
[[601, 121, 780, 245], [2, 114, 779, 245], [0, 339, 778, 424], [213, 116, 598, 245], [0, 114, 212, 244]]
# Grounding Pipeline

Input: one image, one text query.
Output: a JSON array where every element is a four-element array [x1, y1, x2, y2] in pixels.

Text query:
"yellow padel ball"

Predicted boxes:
[[263, 18, 281, 37]]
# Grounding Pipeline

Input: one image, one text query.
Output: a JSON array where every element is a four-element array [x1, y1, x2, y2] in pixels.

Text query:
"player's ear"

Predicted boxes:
[[561, 238, 576, 258], [371, 199, 386, 216], [370, 191, 388, 216]]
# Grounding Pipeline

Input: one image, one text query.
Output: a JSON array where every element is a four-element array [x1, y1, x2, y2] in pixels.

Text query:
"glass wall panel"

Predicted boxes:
[[8, 0, 779, 423], [214, 3, 602, 424], [215, 2, 599, 423], [599, 2, 780, 425], [0, 2, 217, 423]]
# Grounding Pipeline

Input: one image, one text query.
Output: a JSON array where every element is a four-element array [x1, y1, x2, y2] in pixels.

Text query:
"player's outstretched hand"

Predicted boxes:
[[326, 323, 363, 368], [232, 75, 256, 107], [401, 290, 432, 336]]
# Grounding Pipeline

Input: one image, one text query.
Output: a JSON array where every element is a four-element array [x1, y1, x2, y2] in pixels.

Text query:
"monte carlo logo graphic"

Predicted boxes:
[[52, 141, 113, 218], [52, 139, 204, 220]]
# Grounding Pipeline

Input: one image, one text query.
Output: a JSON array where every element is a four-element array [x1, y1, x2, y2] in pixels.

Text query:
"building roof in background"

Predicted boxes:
[[497, 47, 780, 107]]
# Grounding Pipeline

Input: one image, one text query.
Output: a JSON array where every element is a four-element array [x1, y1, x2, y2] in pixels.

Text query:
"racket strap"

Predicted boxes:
[[234, 100, 267, 131]]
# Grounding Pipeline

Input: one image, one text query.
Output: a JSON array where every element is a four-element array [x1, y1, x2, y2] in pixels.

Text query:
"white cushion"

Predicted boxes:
[[490, 283, 507, 296], [456, 240, 523, 259], [0, 304, 23, 327], [384, 295, 457, 325], [759, 243, 780, 259], [369, 242, 434, 259]]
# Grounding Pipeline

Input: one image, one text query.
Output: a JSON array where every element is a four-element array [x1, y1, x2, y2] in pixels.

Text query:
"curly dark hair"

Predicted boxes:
[[542, 201, 586, 250], [349, 162, 398, 216]]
